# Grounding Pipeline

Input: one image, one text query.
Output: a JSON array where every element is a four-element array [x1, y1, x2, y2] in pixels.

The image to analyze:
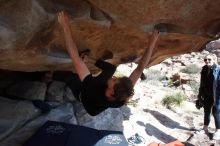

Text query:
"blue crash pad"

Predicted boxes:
[[24, 121, 128, 146]]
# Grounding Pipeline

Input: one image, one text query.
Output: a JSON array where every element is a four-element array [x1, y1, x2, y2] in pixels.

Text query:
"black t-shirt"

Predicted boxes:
[[80, 60, 124, 116], [53, 60, 125, 116]]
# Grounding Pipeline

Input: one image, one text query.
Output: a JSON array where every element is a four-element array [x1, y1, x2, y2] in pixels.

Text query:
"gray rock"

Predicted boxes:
[[1, 102, 77, 146], [5, 81, 47, 100], [0, 96, 41, 141], [46, 81, 65, 102], [73, 102, 124, 131], [63, 86, 76, 102]]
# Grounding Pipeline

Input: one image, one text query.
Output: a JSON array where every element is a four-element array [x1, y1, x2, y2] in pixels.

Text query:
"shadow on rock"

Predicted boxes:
[[144, 108, 191, 131], [137, 121, 176, 144]]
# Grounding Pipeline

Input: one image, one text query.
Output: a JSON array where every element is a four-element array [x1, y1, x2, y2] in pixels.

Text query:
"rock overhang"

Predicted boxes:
[[0, 0, 219, 72]]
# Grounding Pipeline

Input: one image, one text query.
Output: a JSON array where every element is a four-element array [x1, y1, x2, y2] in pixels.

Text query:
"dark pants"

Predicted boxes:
[[203, 97, 214, 126], [213, 106, 220, 129], [203, 96, 220, 129]]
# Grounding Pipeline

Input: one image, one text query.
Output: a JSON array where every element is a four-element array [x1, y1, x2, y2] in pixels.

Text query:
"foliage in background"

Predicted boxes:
[[161, 92, 187, 109], [144, 69, 166, 81], [147, 80, 162, 86], [180, 64, 200, 74], [188, 80, 200, 94]]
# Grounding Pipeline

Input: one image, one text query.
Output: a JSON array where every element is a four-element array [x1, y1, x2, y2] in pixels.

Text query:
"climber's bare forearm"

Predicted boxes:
[[58, 11, 90, 81], [129, 30, 160, 86]]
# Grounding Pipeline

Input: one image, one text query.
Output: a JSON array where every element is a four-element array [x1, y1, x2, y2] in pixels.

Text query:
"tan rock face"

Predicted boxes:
[[0, 0, 219, 72]]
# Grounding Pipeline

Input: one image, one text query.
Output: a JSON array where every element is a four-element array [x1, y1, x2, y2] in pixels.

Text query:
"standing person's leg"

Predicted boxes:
[[212, 105, 220, 140], [203, 99, 213, 132]]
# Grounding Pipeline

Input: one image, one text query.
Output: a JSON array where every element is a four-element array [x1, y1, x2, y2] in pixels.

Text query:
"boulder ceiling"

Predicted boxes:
[[0, 0, 220, 72]]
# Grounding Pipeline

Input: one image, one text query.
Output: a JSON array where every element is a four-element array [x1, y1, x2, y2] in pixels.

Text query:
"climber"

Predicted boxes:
[[56, 10, 160, 116]]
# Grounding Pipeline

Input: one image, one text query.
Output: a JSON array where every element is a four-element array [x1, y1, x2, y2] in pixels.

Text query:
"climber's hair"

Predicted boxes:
[[113, 77, 134, 103]]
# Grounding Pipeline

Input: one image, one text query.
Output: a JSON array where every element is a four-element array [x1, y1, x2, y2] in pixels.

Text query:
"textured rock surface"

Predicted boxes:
[[0, 0, 220, 72]]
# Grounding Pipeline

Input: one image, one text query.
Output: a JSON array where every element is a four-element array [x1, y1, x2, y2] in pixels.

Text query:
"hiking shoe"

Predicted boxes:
[[213, 130, 220, 140], [195, 129, 209, 134]]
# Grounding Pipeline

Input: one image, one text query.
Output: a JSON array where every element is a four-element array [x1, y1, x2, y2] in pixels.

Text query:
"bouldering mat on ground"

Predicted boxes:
[[24, 120, 128, 146]]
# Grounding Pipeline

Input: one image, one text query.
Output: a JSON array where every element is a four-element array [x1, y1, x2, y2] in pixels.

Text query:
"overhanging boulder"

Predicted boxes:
[[0, 0, 219, 72]]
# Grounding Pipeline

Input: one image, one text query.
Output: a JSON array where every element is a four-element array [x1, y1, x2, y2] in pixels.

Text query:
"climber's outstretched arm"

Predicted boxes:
[[58, 11, 90, 81], [129, 30, 160, 86]]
